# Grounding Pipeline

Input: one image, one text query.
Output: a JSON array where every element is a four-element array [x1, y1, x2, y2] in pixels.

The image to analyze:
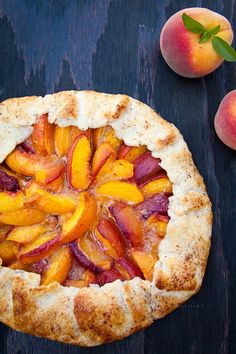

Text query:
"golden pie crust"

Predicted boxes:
[[0, 90, 212, 346]]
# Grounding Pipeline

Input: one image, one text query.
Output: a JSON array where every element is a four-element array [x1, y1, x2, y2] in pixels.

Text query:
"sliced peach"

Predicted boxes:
[[61, 192, 97, 244], [114, 262, 131, 280], [0, 226, 12, 242], [109, 202, 143, 246], [0, 240, 18, 265], [95, 181, 143, 204], [80, 233, 112, 270], [117, 257, 144, 279], [0, 191, 25, 213], [8, 260, 30, 271], [97, 218, 125, 258], [35, 163, 65, 185], [118, 144, 147, 162], [6, 148, 64, 185], [67, 134, 91, 190], [54, 126, 71, 157], [93, 126, 121, 151], [26, 183, 76, 214], [65, 279, 88, 288], [20, 139, 35, 154], [65, 269, 96, 288], [19, 232, 60, 264], [96, 158, 133, 184], [46, 173, 64, 193], [93, 228, 118, 259], [31, 115, 55, 155], [147, 214, 168, 238], [71, 234, 112, 273], [130, 250, 157, 281], [0, 208, 45, 226], [135, 193, 169, 219], [0, 168, 20, 191], [7, 224, 47, 243], [133, 151, 161, 184], [41, 246, 72, 285], [142, 177, 172, 196], [92, 143, 116, 176], [96, 267, 125, 286], [70, 127, 89, 143]]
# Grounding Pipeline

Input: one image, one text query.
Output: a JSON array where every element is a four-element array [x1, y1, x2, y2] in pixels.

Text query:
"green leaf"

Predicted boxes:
[[212, 36, 236, 62], [182, 13, 205, 34], [208, 25, 220, 35], [199, 32, 211, 44]]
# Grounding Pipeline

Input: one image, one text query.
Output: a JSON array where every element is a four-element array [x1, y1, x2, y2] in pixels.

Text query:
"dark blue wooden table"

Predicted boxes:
[[0, 1, 235, 353]]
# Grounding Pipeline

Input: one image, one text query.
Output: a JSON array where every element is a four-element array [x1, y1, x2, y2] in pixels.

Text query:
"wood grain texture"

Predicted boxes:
[[0, 0, 235, 353]]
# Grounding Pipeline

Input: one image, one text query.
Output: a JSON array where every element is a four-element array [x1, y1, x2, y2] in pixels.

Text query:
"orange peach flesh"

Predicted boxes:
[[0, 123, 172, 286], [160, 8, 233, 78]]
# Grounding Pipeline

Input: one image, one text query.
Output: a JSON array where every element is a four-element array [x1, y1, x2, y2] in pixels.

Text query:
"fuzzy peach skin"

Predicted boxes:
[[160, 7, 233, 78], [214, 90, 236, 150]]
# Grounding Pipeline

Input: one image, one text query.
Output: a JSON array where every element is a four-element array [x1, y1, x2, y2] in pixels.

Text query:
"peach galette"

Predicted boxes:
[[0, 91, 212, 346]]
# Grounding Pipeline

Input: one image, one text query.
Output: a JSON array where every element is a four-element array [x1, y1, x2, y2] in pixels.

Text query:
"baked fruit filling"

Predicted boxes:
[[0, 116, 172, 287]]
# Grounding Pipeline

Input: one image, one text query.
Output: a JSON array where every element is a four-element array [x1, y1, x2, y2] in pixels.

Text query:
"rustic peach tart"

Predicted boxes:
[[0, 91, 212, 346]]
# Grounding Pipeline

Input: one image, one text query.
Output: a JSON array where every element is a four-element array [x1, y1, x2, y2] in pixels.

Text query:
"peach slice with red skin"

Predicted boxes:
[[142, 177, 172, 196], [93, 228, 118, 259], [0, 191, 25, 213], [0, 208, 45, 226], [130, 249, 157, 280], [65, 270, 96, 288], [26, 182, 76, 214], [61, 192, 97, 244], [117, 257, 144, 279], [92, 143, 116, 176], [135, 193, 169, 219], [133, 151, 161, 184], [31, 114, 55, 155], [9, 260, 30, 271], [109, 202, 144, 246], [0, 240, 18, 265], [147, 214, 168, 238], [19, 232, 60, 264], [6, 148, 64, 185], [0, 226, 12, 242], [97, 218, 125, 258], [41, 246, 72, 285], [93, 126, 121, 151], [0, 168, 20, 191], [35, 163, 65, 185], [71, 234, 112, 273], [54, 126, 71, 157], [7, 224, 47, 244], [54, 126, 88, 157], [67, 134, 92, 191], [96, 267, 125, 286], [95, 158, 133, 184], [95, 181, 143, 204], [118, 144, 147, 162], [46, 173, 64, 193]]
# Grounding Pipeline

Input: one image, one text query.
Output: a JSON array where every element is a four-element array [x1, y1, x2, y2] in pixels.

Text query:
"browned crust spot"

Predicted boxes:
[[105, 95, 130, 120], [52, 91, 78, 119]]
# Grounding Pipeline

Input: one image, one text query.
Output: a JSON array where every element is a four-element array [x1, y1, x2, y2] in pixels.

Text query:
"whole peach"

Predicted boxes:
[[160, 8, 233, 78], [214, 90, 236, 150]]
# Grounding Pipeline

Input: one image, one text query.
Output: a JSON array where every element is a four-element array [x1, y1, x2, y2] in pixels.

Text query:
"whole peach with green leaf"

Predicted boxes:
[[214, 90, 236, 150], [160, 8, 234, 78]]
